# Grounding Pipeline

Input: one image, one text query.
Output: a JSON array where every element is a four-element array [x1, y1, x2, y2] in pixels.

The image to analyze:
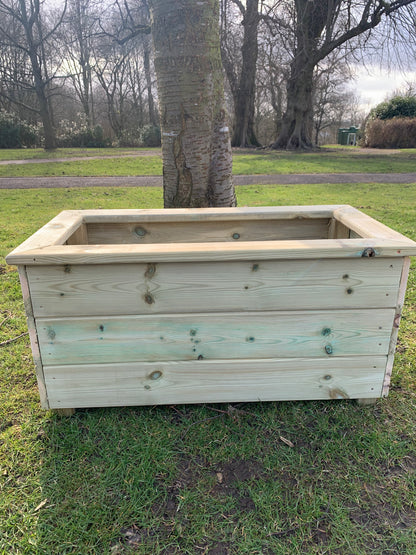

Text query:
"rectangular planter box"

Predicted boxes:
[[6, 205, 416, 412]]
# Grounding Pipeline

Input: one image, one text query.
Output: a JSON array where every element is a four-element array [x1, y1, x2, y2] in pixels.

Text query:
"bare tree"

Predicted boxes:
[[0, 0, 67, 149], [221, 0, 261, 147], [59, 0, 98, 127], [90, 0, 157, 143], [269, 0, 416, 150]]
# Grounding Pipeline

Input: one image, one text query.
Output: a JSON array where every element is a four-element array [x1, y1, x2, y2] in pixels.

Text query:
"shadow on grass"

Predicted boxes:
[[36, 399, 416, 554]]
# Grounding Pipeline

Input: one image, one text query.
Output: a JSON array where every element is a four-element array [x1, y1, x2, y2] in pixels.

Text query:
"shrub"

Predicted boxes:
[[114, 125, 161, 148], [115, 129, 142, 148], [139, 125, 161, 147], [364, 117, 416, 148], [56, 120, 110, 148], [371, 95, 416, 120], [0, 111, 38, 148]]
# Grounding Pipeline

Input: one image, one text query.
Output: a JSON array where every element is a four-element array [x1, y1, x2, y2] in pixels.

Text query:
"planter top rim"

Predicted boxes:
[[6, 205, 416, 265]]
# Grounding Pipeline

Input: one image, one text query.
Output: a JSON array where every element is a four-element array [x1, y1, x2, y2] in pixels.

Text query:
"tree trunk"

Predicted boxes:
[[149, 0, 235, 208], [271, 0, 331, 150], [271, 57, 315, 150], [19, 0, 57, 150], [143, 40, 157, 126], [231, 0, 260, 148]]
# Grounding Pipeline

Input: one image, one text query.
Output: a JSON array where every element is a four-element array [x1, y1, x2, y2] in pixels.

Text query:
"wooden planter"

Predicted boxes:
[[6, 206, 416, 413]]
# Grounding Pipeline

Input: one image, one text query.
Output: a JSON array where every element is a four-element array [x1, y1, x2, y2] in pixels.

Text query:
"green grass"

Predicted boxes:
[[0, 156, 163, 177], [1, 184, 416, 554], [0, 147, 160, 161], [1, 147, 416, 177], [232, 149, 416, 175]]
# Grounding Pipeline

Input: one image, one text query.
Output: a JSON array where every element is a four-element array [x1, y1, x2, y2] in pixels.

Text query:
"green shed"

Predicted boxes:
[[338, 126, 359, 146]]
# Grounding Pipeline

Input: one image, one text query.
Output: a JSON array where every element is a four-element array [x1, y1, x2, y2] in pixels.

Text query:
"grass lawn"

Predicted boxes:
[[0, 147, 160, 161], [1, 183, 416, 554], [1, 147, 416, 177]]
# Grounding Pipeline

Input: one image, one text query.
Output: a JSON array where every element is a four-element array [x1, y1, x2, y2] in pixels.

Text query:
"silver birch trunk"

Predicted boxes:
[[149, 0, 236, 208]]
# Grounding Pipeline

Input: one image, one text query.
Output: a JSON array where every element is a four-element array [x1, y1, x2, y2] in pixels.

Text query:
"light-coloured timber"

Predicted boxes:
[[6, 237, 416, 266], [37, 309, 394, 366], [17, 267, 49, 409], [66, 223, 88, 245], [44, 357, 386, 409], [328, 218, 351, 239], [7, 205, 416, 266], [85, 218, 330, 244], [8, 211, 83, 260], [26, 258, 403, 318], [333, 205, 414, 242], [6, 206, 416, 411], [383, 256, 412, 396], [74, 206, 341, 222]]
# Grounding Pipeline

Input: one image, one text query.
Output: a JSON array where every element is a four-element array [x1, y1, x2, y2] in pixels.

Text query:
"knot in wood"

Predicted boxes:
[[361, 247, 376, 258]]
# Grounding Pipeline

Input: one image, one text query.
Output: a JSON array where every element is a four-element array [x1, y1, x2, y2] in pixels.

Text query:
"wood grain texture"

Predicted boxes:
[[334, 205, 416, 243], [44, 356, 386, 408], [66, 223, 88, 245], [85, 219, 330, 245], [6, 211, 83, 264], [328, 218, 351, 239], [7, 206, 416, 266], [8, 237, 416, 266], [37, 309, 394, 366], [80, 206, 341, 222], [382, 256, 412, 397], [27, 258, 403, 318], [17, 266, 49, 409]]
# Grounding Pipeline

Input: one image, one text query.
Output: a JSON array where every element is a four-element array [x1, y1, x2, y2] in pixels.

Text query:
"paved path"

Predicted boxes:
[[1, 173, 416, 190]]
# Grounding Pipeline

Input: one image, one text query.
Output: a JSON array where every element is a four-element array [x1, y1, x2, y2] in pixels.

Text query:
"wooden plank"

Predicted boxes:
[[27, 258, 403, 318], [8, 237, 416, 265], [86, 218, 330, 245], [37, 309, 395, 366], [44, 356, 386, 408], [6, 211, 83, 264], [17, 266, 49, 409], [382, 256, 411, 396], [328, 218, 351, 239], [334, 206, 416, 244], [80, 205, 341, 222], [66, 223, 88, 245]]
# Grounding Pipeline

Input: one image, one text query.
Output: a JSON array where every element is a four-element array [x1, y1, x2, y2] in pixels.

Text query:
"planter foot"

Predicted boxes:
[[54, 408, 76, 416], [356, 398, 377, 406]]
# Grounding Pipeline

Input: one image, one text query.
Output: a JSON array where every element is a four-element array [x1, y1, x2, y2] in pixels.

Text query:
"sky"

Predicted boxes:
[[353, 64, 416, 112]]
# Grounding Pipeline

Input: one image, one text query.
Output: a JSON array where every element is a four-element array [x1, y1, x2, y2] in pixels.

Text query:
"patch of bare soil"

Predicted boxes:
[[347, 475, 416, 546], [111, 456, 264, 554]]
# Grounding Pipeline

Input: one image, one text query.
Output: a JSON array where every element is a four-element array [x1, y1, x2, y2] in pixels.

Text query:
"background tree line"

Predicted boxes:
[[0, 0, 414, 150]]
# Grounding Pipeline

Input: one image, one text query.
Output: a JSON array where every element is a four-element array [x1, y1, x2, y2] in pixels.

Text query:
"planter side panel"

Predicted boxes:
[[383, 256, 412, 396], [44, 357, 386, 409], [17, 266, 49, 409], [26, 258, 402, 318], [24, 252, 407, 409], [37, 309, 394, 366]]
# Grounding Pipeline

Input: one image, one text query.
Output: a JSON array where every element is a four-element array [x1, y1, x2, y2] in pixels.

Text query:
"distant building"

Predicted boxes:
[[337, 126, 360, 146]]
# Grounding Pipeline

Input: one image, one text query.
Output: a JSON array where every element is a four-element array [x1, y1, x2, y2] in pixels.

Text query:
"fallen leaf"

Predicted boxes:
[[34, 499, 48, 512], [279, 436, 294, 448], [216, 472, 223, 484]]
